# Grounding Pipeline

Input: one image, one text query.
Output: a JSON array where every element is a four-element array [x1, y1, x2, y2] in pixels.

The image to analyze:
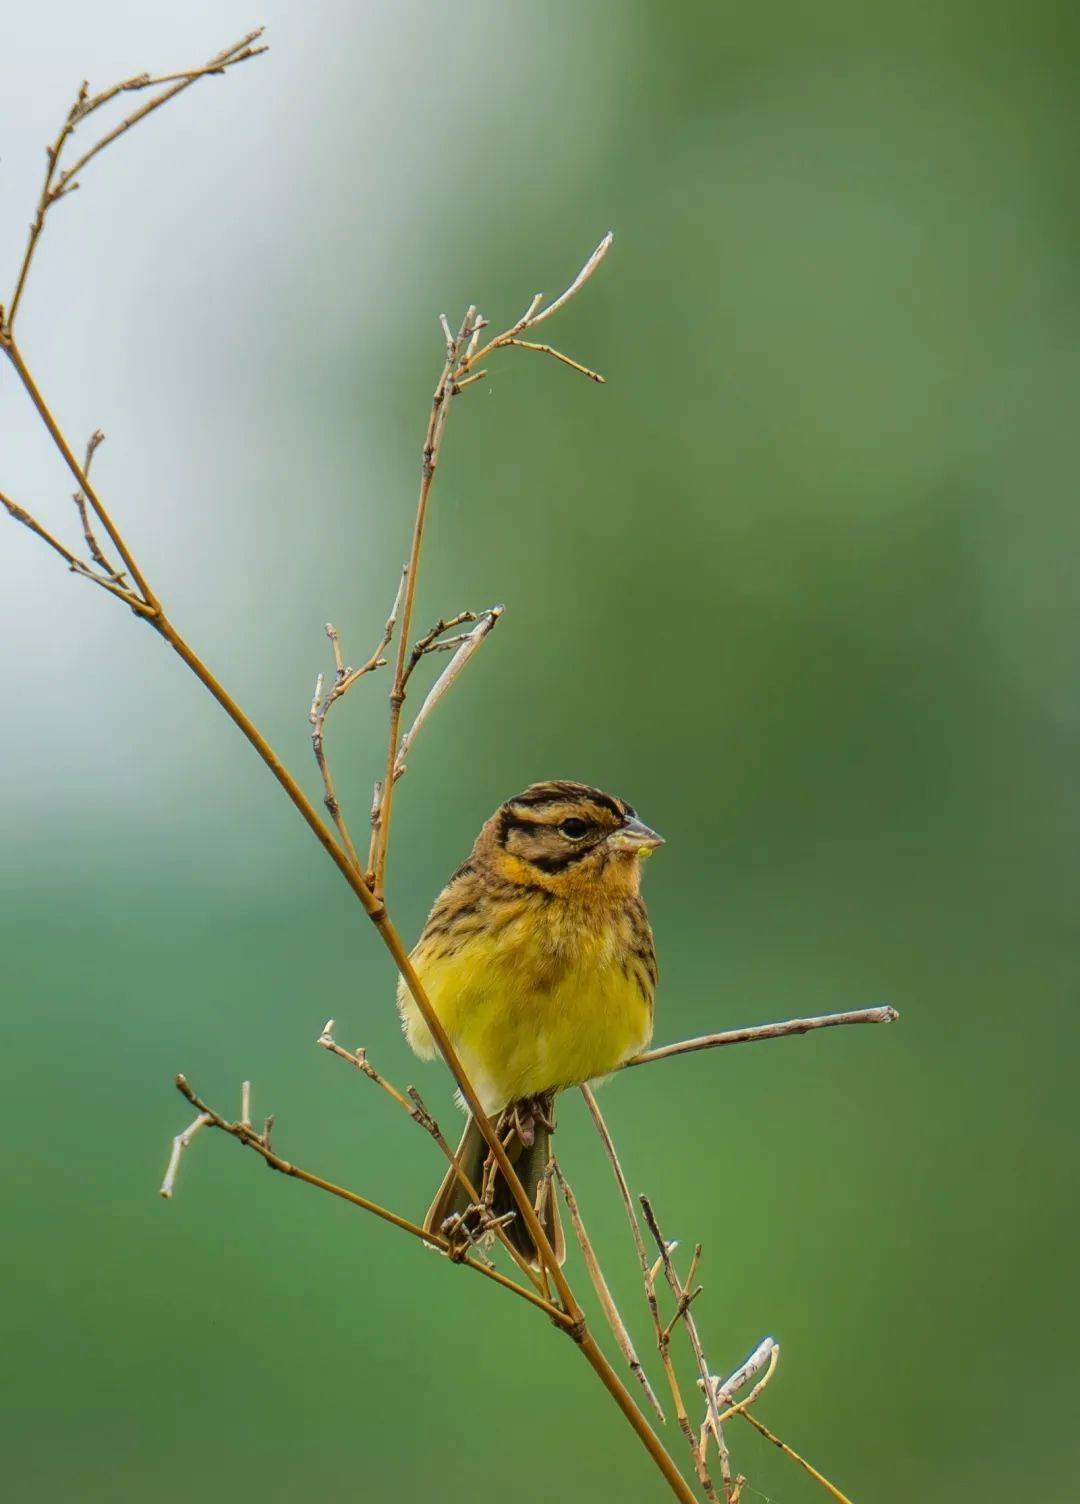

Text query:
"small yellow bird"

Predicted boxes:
[[398, 780, 662, 1265]]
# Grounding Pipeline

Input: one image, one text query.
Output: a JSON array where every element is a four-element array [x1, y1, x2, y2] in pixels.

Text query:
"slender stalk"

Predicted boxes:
[[370, 312, 474, 894], [55, 34, 265, 191], [554, 1160, 666, 1423], [734, 1409, 856, 1504], [6, 86, 86, 327], [580, 1087, 716, 1493], [624, 1006, 899, 1069]]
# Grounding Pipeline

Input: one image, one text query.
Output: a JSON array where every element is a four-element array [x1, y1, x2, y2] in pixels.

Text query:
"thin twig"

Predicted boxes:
[[455, 232, 614, 381], [56, 33, 266, 195], [509, 338, 605, 383], [309, 570, 407, 869], [580, 1086, 716, 1498], [369, 306, 479, 894], [393, 606, 503, 778], [642, 1196, 727, 1500], [168, 1075, 566, 1324], [732, 1408, 857, 1504], [71, 429, 127, 583], [624, 1006, 899, 1070], [5, 30, 265, 330], [317, 1021, 547, 1293], [371, 238, 612, 893], [0, 486, 153, 615], [159, 1112, 211, 1198], [553, 1160, 666, 1424]]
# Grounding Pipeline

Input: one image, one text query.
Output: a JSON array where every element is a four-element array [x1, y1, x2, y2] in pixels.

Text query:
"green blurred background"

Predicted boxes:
[[2, 3, 1077, 1500]]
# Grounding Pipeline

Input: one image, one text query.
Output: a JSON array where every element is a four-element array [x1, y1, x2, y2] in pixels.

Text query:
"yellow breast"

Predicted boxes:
[[398, 899, 654, 1114]]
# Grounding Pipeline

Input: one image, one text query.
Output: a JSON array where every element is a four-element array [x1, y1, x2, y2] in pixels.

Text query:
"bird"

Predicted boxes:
[[397, 779, 662, 1267]]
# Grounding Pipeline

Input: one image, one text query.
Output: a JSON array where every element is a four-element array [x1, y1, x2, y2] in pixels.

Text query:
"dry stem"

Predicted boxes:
[[309, 571, 407, 869], [642, 1197, 728, 1499], [553, 1159, 666, 1423], [624, 1005, 898, 1070], [6, 30, 265, 330], [369, 235, 614, 897], [580, 1086, 719, 1499], [165, 1075, 564, 1321]]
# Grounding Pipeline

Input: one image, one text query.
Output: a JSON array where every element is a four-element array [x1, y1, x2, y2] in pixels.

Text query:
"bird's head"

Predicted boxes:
[[476, 780, 663, 901]]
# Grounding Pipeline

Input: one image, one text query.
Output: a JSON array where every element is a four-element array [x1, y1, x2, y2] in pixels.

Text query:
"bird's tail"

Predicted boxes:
[[424, 1106, 565, 1269]]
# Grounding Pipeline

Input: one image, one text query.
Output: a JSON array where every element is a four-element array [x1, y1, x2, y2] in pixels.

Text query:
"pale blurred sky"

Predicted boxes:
[[0, 2, 627, 855]]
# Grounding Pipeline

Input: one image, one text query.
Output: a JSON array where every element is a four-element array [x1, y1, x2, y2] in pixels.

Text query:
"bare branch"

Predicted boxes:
[[5, 30, 266, 329], [580, 1086, 717, 1498], [168, 1074, 566, 1323], [641, 1196, 728, 1499], [0, 485, 154, 615], [624, 1005, 899, 1070], [57, 33, 266, 193], [508, 338, 605, 383], [309, 569, 407, 869], [71, 429, 128, 585], [371, 240, 612, 893], [369, 306, 480, 894], [316, 1021, 547, 1293]]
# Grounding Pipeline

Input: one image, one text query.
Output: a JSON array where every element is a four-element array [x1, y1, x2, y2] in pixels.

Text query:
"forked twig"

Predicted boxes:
[[5, 29, 266, 330], [309, 570, 407, 868], [165, 1074, 565, 1323], [641, 1197, 728, 1499], [0, 485, 154, 616], [71, 429, 127, 584]]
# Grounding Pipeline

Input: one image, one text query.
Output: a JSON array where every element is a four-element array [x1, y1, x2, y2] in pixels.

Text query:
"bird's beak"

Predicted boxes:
[[609, 817, 665, 855]]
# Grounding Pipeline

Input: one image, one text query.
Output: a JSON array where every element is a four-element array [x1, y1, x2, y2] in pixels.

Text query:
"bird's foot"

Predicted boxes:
[[507, 1092, 556, 1147]]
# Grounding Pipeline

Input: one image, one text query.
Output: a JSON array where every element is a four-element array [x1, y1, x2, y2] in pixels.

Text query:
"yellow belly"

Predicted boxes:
[[398, 908, 653, 1113]]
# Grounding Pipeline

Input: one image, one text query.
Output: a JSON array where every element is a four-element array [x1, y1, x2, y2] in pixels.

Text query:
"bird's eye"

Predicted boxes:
[[559, 817, 589, 839]]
